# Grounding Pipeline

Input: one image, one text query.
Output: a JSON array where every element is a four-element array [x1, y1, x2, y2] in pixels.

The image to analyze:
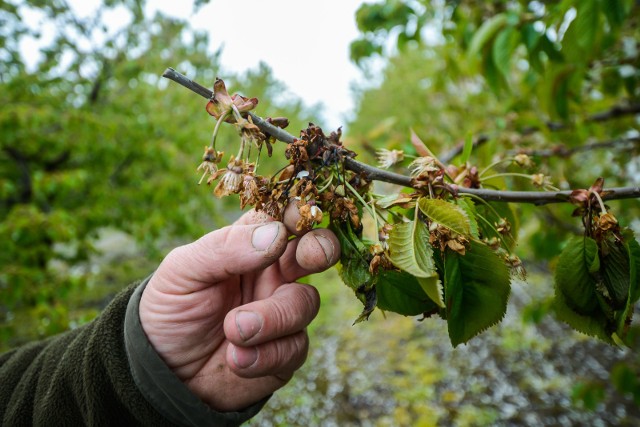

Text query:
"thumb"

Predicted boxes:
[[152, 221, 288, 294]]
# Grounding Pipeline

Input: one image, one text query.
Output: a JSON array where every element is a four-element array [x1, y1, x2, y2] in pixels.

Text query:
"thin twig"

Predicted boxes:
[[521, 103, 640, 135], [509, 136, 640, 158], [162, 68, 640, 205]]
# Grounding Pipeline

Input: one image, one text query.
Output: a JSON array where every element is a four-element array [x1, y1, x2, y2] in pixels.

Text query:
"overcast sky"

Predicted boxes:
[[68, 0, 366, 129], [179, 1, 365, 129]]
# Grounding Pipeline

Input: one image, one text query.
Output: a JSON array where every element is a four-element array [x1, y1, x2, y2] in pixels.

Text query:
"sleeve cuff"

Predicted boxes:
[[124, 276, 269, 427]]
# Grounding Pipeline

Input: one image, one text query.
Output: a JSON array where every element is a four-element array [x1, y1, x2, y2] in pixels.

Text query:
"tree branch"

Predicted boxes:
[[162, 68, 640, 205], [511, 136, 640, 159], [521, 103, 640, 135]]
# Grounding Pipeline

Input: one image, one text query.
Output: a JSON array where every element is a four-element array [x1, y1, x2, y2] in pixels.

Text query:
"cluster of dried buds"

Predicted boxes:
[[429, 222, 469, 255], [200, 78, 367, 236], [198, 79, 526, 283], [569, 177, 621, 241]]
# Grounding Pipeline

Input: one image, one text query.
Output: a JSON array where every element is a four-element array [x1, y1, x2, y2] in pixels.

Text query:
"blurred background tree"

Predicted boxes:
[[2, 0, 640, 425], [0, 0, 312, 348]]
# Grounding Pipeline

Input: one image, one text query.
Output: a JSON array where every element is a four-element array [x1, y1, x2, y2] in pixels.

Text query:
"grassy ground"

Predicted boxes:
[[249, 268, 640, 426]]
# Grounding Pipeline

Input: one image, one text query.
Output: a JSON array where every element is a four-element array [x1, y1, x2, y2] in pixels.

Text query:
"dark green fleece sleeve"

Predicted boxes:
[[0, 279, 267, 426]]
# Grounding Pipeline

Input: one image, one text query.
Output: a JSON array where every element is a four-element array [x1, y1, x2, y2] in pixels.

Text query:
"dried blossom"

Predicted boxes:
[[495, 218, 511, 235], [531, 173, 552, 189], [197, 146, 224, 184], [213, 156, 246, 198], [429, 224, 469, 255], [410, 156, 441, 177], [236, 116, 266, 146], [331, 197, 361, 229], [514, 153, 534, 169], [461, 165, 481, 189], [296, 201, 323, 232], [378, 223, 393, 251], [239, 174, 261, 209], [369, 243, 393, 274], [506, 254, 527, 280], [285, 138, 310, 166], [376, 149, 404, 169], [205, 78, 258, 122], [597, 212, 618, 231]]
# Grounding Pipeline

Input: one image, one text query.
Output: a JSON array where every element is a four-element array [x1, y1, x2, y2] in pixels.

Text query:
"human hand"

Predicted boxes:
[[138, 206, 340, 412]]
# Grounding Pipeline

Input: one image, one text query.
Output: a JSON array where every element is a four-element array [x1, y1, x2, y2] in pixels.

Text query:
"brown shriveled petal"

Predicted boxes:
[[239, 175, 260, 209], [206, 78, 258, 122], [205, 78, 234, 120], [569, 189, 590, 205], [231, 94, 259, 113], [589, 177, 605, 194], [266, 117, 290, 129], [295, 203, 323, 233], [447, 239, 467, 255], [597, 212, 618, 231]]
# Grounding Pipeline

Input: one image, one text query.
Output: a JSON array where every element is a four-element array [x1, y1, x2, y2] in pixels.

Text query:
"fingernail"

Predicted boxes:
[[232, 345, 258, 369], [314, 234, 335, 265], [252, 222, 280, 251], [236, 311, 262, 341]]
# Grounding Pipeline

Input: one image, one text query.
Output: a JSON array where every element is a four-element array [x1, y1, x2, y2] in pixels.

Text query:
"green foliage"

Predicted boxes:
[[444, 241, 511, 347], [348, 0, 639, 347], [554, 230, 640, 344], [0, 0, 311, 349], [387, 216, 436, 278], [330, 187, 515, 346], [418, 198, 472, 237]]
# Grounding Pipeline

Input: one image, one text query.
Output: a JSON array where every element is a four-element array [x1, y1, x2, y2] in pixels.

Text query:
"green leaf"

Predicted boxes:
[[461, 132, 473, 164], [615, 230, 640, 339], [492, 26, 520, 78], [482, 44, 505, 93], [602, 0, 628, 29], [331, 220, 380, 324], [600, 238, 631, 310], [573, 0, 600, 51], [554, 236, 600, 314], [418, 275, 445, 308], [376, 270, 439, 315], [455, 198, 480, 239], [350, 38, 383, 65], [627, 234, 640, 304], [388, 218, 436, 278], [554, 290, 614, 344], [520, 23, 543, 51], [331, 220, 372, 293], [540, 34, 563, 62], [444, 241, 511, 346], [418, 197, 472, 237], [468, 13, 508, 57], [475, 201, 517, 249]]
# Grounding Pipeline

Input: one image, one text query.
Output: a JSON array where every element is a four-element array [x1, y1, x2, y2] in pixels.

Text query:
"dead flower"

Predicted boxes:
[[514, 154, 534, 169], [410, 156, 441, 177], [429, 223, 469, 255], [531, 173, 552, 189], [213, 156, 246, 198], [236, 115, 265, 146], [376, 149, 404, 169], [296, 201, 323, 232], [206, 78, 258, 122], [197, 146, 224, 184]]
